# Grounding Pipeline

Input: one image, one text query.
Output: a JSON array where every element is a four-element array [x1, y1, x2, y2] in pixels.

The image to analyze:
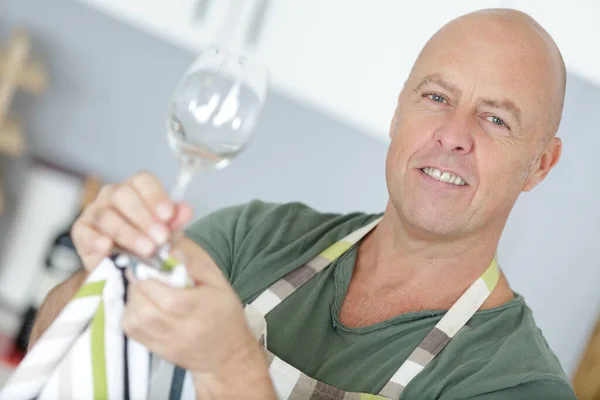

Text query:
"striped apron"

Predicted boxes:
[[0, 217, 499, 399]]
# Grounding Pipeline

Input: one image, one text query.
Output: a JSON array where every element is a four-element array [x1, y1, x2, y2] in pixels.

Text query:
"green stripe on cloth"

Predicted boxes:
[[481, 259, 500, 292], [90, 301, 107, 400], [320, 241, 353, 262], [161, 257, 179, 272], [74, 281, 106, 299]]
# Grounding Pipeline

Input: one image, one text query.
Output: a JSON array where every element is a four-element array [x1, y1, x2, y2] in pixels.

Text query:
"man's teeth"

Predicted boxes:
[[421, 167, 466, 186]]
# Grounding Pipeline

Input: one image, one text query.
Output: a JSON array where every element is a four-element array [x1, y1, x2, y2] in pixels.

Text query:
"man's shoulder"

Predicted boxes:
[[185, 199, 381, 293], [438, 297, 576, 398], [485, 296, 568, 376], [186, 199, 379, 245]]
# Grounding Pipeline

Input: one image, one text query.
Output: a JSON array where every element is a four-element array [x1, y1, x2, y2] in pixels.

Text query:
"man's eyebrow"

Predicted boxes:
[[479, 98, 523, 130], [413, 74, 462, 96]]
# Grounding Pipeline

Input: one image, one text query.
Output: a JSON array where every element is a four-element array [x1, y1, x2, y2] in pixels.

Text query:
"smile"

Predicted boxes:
[[420, 167, 467, 186]]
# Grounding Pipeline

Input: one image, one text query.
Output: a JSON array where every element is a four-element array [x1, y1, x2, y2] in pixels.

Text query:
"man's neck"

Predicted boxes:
[[340, 203, 514, 327], [345, 202, 513, 316], [362, 202, 500, 283]]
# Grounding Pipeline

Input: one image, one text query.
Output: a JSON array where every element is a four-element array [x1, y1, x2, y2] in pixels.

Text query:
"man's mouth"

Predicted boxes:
[[420, 167, 468, 186]]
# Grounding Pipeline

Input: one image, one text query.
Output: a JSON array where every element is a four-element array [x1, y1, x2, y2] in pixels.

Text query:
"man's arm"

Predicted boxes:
[[27, 269, 88, 350]]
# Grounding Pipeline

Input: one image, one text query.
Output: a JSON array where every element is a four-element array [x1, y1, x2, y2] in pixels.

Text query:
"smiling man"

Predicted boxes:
[[30, 8, 576, 400]]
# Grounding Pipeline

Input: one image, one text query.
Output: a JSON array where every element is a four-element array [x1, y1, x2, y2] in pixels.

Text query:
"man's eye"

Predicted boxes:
[[425, 93, 447, 103], [486, 116, 508, 128]]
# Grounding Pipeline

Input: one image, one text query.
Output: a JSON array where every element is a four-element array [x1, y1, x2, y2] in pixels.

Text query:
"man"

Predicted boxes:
[[29, 8, 576, 399]]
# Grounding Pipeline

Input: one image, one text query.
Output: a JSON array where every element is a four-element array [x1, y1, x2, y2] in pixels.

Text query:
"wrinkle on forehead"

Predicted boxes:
[[407, 8, 566, 139]]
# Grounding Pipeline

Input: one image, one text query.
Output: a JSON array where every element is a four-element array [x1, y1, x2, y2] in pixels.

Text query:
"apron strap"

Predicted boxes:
[[379, 259, 500, 398], [247, 216, 500, 399], [250, 217, 382, 316]]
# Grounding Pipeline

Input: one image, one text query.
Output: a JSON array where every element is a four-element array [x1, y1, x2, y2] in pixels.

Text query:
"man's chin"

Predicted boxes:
[[401, 207, 467, 239]]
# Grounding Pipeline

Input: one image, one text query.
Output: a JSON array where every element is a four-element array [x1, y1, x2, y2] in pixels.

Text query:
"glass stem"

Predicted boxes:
[[156, 162, 198, 260], [170, 162, 195, 202]]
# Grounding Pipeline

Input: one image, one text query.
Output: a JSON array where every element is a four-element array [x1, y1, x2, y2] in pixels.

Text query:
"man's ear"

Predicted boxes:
[[522, 137, 562, 192]]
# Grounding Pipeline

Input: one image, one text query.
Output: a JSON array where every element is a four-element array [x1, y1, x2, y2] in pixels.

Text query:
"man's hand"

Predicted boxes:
[[69, 171, 275, 398], [122, 237, 276, 399], [29, 171, 194, 348], [70, 171, 194, 272]]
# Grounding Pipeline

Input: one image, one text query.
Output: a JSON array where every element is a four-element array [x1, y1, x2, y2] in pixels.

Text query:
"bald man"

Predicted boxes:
[[30, 8, 576, 400]]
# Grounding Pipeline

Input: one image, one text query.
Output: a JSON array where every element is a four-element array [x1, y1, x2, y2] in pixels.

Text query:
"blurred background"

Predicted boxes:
[[0, 0, 599, 397]]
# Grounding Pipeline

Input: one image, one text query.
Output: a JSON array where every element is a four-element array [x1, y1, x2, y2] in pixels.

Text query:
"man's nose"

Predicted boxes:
[[433, 114, 475, 154]]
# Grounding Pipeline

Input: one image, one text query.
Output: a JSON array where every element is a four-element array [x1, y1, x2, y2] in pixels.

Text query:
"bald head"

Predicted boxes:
[[385, 9, 566, 241], [409, 8, 566, 141]]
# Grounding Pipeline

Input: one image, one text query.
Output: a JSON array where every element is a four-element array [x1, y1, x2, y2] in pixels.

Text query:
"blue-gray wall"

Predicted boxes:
[[2, 0, 600, 379], [0, 0, 389, 221]]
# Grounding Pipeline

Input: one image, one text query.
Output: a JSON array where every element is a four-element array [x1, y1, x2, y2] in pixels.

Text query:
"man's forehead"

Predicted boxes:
[[414, 9, 562, 77], [414, 74, 460, 95], [410, 61, 540, 101], [413, 9, 566, 101], [411, 18, 561, 96], [407, 9, 566, 135]]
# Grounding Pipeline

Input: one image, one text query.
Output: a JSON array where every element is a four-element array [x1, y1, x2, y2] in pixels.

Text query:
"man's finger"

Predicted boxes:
[[168, 203, 194, 232], [111, 183, 169, 246], [95, 183, 115, 204], [93, 208, 156, 258], [134, 278, 195, 317], [123, 280, 174, 341], [127, 172, 174, 223], [70, 222, 112, 272]]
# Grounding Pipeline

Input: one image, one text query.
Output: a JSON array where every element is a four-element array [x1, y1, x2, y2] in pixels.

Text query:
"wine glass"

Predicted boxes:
[[167, 45, 269, 201], [118, 46, 269, 270]]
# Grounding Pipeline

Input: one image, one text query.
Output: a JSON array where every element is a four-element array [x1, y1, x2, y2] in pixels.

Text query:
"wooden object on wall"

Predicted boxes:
[[573, 314, 600, 399], [0, 29, 49, 215]]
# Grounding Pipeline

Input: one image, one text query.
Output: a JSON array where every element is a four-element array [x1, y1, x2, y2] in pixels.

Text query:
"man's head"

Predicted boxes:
[[385, 8, 565, 240]]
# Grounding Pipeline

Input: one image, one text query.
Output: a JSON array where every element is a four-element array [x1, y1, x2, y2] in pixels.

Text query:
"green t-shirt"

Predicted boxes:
[[185, 200, 576, 399]]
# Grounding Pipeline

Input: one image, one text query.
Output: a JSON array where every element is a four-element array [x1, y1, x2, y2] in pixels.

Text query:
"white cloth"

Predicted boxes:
[[0, 258, 197, 399]]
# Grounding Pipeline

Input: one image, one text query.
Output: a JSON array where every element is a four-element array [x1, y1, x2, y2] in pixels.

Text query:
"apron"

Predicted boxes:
[[157, 217, 500, 399], [244, 217, 500, 399]]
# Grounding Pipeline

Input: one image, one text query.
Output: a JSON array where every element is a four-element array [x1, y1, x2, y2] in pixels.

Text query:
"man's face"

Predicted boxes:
[[385, 16, 563, 239]]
